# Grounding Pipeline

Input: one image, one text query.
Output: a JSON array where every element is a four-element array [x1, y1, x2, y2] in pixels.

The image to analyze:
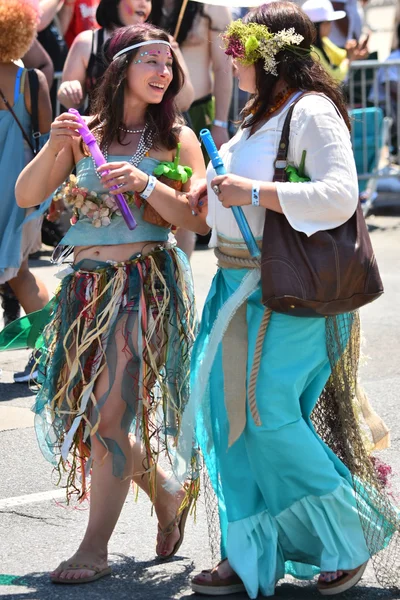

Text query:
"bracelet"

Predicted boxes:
[[212, 119, 228, 129], [139, 174, 157, 200], [251, 181, 260, 206]]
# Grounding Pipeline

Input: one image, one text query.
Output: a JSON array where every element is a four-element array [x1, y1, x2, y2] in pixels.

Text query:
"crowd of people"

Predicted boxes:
[[1, 0, 400, 596]]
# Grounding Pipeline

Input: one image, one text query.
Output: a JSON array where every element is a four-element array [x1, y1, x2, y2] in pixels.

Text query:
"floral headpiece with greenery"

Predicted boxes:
[[223, 20, 307, 76]]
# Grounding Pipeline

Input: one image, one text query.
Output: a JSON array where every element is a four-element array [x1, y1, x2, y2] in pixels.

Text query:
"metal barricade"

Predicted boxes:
[[348, 59, 400, 170], [347, 59, 400, 213]]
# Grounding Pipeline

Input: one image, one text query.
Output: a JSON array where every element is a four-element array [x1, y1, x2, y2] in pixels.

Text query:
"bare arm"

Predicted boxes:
[[22, 39, 54, 89], [57, 0, 75, 36], [208, 6, 233, 148], [16, 113, 82, 207], [98, 127, 210, 234], [57, 30, 92, 108], [38, 0, 64, 31]]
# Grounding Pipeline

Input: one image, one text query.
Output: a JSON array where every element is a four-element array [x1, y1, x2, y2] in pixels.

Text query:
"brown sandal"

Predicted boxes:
[[156, 499, 192, 560], [317, 562, 368, 596], [191, 561, 246, 596], [50, 561, 112, 584]]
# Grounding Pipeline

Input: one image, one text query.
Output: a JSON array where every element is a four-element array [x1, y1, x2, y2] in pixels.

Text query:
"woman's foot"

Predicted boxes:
[[191, 559, 246, 596], [317, 563, 368, 596], [319, 571, 344, 584], [50, 549, 110, 583], [154, 487, 186, 558]]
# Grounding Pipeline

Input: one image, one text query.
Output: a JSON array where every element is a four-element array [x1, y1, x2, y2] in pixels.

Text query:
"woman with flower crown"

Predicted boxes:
[[182, 2, 400, 597], [15, 22, 208, 584]]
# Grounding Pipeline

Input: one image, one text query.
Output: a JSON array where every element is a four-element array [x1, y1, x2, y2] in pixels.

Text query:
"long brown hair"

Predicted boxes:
[[89, 24, 185, 150], [241, 2, 351, 130]]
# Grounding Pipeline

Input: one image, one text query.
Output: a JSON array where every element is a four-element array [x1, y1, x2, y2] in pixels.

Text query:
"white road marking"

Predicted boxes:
[[0, 489, 66, 509]]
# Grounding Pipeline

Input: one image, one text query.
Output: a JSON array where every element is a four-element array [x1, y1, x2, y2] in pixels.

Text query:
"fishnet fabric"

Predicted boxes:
[[203, 310, 400, 590], [203, 469, 222, 563], [319, 313, 400, 590]]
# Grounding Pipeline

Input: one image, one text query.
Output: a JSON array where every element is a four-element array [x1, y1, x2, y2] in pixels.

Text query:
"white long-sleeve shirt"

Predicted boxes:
[[206, 93, 358, 246]]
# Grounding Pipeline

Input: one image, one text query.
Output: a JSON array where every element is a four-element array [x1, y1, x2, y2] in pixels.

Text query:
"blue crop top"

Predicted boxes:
[[61, 155, 170, 247]]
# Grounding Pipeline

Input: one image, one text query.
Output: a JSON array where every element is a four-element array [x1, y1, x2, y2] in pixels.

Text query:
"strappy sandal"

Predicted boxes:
[[50, 561, 112, 584], [191, 561, 246, 596], [156, 499, 192, 560], [317, 562, 368, 596]]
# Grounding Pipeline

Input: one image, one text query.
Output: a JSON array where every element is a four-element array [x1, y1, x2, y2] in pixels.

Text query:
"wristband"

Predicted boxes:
[[212, 119, 228, 129], [251, 181, 260, 206], [140, 175, 157, 200]]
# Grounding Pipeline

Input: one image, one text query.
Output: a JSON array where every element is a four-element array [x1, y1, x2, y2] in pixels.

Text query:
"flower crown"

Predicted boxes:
[[223, 20, 307, 77]]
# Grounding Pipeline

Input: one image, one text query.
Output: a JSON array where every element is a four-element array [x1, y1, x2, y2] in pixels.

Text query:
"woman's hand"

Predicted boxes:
[[97, 162, 148, 194], [57, 80, 84, 108], [210, 174, 252, 208], [48, 112, 82, 155], [345, 36, 369, 62], [47, 198, 65, 222], [186, 178, 208, 216]]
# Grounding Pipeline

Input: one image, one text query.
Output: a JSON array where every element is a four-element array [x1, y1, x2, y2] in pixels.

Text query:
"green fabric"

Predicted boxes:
[[188, 96, 215, 161], [0, 298, 55, 351], [188, 96, 215, 137]]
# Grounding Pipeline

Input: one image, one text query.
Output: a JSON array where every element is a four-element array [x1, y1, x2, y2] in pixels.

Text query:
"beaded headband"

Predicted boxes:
[[113, 39, 172, 61], [223, 20, 309, 77]]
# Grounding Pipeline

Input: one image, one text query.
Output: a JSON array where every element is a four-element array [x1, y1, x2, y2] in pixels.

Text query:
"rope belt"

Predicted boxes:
[[214, 246, 270, 443], [214, 247, 261, 270]]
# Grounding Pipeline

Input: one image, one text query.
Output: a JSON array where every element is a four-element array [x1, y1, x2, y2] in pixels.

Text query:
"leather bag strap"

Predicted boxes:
[[273, 91, 342, 182], [0, 85, 35, 153], [273, 101, 297, 182], [273, 91, 321, 183], [28, 69, 40, 155]]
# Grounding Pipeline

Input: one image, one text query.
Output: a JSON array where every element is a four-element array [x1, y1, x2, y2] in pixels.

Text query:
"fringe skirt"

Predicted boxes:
[[33, 245, 198, 502]]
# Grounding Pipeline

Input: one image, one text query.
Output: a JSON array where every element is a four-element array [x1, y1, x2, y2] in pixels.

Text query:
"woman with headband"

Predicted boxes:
[[58, 0, 194, 114], [16, 23, 208, 584], [184, 2, 399, 597]]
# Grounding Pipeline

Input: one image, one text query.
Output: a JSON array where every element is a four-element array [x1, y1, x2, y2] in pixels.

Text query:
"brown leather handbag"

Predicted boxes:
[[261, 93, 384, 317]]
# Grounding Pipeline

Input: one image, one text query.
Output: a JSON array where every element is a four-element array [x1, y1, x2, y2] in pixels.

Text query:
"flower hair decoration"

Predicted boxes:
[[223, 20, 307, 76]]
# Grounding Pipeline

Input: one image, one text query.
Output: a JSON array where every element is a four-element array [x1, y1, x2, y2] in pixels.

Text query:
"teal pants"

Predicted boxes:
[[195, 267, 371, 598]]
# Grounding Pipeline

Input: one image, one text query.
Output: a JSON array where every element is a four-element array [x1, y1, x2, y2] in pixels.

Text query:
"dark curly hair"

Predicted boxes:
[[241, 2, 351, 131], [89, 24, 185, 151]]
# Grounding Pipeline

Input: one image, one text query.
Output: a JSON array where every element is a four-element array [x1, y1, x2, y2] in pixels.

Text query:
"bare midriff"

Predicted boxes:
[[73, 241, 163, 264]]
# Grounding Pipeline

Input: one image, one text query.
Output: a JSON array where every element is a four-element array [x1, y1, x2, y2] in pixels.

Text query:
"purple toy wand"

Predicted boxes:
[[68, 108, 137, 230]]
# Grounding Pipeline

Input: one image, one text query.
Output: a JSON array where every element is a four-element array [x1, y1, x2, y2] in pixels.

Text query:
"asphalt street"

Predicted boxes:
[[1, 5, 399, 594], [0, 209, 400, 600]]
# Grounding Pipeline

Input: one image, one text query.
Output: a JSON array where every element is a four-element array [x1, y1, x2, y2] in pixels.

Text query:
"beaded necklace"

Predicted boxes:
[[91, 126, 154, 180], [118, 126, 145, 134], [251, 88, 295, 117], [265, 88, 295, 117]]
